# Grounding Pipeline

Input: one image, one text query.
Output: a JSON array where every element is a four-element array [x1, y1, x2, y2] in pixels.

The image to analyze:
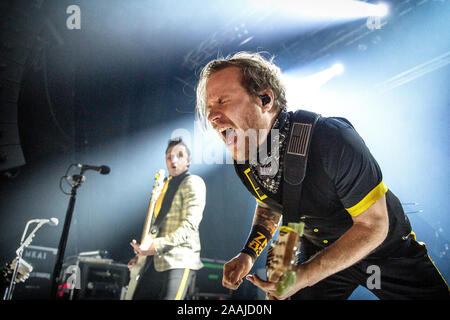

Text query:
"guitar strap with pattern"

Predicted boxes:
[[233, 109, 321, 224]]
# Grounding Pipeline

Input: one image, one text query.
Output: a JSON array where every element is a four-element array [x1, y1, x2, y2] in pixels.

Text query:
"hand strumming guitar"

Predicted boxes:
[[130, 237, 155, 257]]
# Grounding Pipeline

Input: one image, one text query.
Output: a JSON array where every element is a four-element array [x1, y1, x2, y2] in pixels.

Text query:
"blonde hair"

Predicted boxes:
[[195, 51, 287, 129]]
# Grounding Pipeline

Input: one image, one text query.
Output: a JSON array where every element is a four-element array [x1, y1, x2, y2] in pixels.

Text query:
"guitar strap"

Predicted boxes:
[[233, 110, 322, 226], [233, 110, 321, 260], [150, 171, 190, 236], [281, 115, 353, 224], [281, 110, 321, 225]]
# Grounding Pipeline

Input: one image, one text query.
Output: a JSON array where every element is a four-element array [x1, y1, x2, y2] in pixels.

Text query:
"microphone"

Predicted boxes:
[[15, 218, 59, 257], [66, 174, 86, 183], [76, 164, 110, 175], [28, 218, 59, 226]]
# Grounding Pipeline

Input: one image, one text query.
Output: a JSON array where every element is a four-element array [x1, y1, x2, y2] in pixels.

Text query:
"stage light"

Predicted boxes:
[[260, 0, 390, 19], [332, 63, 345, 75], [282, 62, 346, 112], [373, 3, 389, 17]]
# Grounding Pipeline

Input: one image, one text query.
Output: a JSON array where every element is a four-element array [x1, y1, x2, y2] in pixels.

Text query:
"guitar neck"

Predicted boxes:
[[137, 171, 166, 245], [139, 196, 157, 243], [266, 222, 305, 295]]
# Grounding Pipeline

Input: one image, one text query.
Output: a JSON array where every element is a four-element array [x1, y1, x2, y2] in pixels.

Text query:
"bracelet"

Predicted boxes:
[[241, 225, 272, 260]]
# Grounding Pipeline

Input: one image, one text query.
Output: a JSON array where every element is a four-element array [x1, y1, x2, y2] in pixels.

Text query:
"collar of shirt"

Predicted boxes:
[[249, 109, 291, 195]]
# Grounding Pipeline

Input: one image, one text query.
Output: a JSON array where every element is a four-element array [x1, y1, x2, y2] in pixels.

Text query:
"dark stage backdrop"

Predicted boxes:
[[1, 0, 448, 300]]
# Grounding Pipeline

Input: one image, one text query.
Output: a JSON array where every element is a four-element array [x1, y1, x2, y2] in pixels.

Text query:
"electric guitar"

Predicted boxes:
[[266, 222, 305, 296], [124, 169, 166, 300]]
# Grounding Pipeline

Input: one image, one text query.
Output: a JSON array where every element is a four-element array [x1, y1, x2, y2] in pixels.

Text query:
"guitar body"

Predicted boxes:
[[124, 255, 149, 300], [266, 222, 304, 295], [124, 170, 166, 300]]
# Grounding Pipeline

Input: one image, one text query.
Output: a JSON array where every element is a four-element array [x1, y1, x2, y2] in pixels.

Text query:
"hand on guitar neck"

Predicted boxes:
[[246, 222, 305, 300]]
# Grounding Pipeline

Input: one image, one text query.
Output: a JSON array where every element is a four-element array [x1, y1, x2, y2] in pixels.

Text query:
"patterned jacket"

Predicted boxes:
[[151, 174, 206, 272]]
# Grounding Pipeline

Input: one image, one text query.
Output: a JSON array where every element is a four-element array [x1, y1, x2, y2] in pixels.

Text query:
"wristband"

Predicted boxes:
[[241, 225, 272, 260]]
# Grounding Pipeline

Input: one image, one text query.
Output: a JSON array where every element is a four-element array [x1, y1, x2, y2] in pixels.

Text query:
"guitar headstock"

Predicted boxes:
[[266, 222, 304, 295]]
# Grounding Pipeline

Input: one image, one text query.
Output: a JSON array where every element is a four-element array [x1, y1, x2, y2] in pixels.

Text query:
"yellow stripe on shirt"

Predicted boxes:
[[346, 181, 388, 217]]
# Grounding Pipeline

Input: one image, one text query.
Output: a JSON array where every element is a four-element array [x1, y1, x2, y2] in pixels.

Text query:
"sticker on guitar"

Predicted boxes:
[[266, 222, 305, 295]]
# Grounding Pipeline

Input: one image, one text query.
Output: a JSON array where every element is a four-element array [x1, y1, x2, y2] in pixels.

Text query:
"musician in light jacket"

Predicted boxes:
[[128, 137, 206, 300]]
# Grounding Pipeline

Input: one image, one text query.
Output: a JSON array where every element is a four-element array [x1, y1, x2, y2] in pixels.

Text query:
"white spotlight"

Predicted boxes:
[[332, 63, 345, 75], [266, 0, 389, 19], [283, 62, 346, 112], [374, 3, 389, 17]]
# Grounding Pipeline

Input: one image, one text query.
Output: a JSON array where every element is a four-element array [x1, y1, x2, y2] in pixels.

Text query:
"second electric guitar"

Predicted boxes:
[[124, 169, 166, 300]]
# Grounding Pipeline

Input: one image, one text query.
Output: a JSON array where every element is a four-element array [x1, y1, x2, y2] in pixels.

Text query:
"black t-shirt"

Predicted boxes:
[[234, 110, 413, 258]]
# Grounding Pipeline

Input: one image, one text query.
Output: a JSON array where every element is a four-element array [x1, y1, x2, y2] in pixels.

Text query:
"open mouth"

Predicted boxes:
[[219, 127, 237, 146]]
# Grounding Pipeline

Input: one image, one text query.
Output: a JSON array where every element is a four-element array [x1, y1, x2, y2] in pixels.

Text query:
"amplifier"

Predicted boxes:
[[58, 256, 128, 300], [192, 257, 232, 300], [13, 245, 57, 300]]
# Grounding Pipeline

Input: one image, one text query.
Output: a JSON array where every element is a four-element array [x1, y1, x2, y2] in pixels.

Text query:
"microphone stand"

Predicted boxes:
[[4, 220, 46, 300], [50, 172, 85, 299]]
